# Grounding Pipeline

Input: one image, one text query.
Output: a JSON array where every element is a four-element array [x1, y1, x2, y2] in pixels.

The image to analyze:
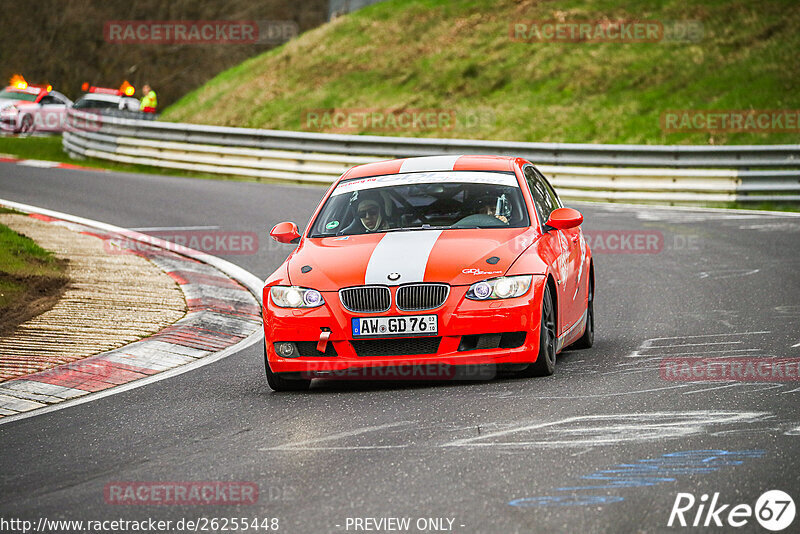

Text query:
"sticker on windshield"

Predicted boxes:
[[326, 221, 340, 230], [332, 171, 519, 196]]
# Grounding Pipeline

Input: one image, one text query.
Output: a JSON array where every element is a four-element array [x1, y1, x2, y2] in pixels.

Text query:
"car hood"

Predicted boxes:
[[0, 99, 26, 111], [287, 228, 538, 291]]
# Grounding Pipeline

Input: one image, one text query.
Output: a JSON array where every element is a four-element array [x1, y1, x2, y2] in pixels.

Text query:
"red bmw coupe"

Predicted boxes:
[[262, 155, 594, 390]]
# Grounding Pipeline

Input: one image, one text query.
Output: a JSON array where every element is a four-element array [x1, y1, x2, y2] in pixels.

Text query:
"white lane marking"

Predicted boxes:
[[261, 421, 413, 451], [399, 155, 461, 173], [653, 341, 743, 349], [627, 331, 770, 357], [793, 342, 800, 348], [131, 225, 221, 231], [0, 198, 265, 427], [265, 445, 407, 451], [654, 348, 762, 357], [511, 383, 694, 399], [733, 383, 785, 392], [681, 382, 743, 395], [740, 222, 800, 231], [364, 230, 442, 285], [698, 268, 759, 279], [442, 412, 767, 448], [784, 425, 800, 435]]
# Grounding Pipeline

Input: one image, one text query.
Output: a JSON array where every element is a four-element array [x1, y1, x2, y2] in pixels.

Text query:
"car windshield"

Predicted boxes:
[[73, 97, 118, 109], [0, 90, 37, 102], [308, 171, 529, 238]]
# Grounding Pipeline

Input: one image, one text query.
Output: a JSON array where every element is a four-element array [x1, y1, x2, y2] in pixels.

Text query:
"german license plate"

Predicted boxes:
[[352, 315, 437, 337]]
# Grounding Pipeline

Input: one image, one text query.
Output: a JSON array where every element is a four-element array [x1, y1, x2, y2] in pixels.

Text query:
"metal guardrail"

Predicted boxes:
[[63, 109, 800, 203]]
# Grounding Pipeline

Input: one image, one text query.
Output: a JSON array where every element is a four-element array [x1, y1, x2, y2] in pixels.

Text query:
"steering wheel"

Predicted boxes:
[[451, 214, 508, 228]]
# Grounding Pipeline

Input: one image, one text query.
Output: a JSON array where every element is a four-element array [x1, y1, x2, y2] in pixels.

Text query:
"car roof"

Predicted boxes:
[[340, 155, 520, 181], [76, 93, 125, 103], [45, 90, 70, 100], [2, 86, 44, 96]]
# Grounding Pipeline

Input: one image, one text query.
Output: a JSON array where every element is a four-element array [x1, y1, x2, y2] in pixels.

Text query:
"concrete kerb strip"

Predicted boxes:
[[0, 155, 108, 173], [0, 198, 265, 426]]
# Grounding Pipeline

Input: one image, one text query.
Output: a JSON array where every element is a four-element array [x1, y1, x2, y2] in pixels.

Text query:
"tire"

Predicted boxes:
[[572, 277, 594, 349], [18, 115, 34, 135], [518, 283, 557, 377], [264, 343, 311, 391]]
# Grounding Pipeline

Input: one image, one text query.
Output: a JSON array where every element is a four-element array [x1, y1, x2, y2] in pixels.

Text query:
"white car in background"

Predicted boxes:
[[0, 83, 73, 134], [72, 92, 141, 115]]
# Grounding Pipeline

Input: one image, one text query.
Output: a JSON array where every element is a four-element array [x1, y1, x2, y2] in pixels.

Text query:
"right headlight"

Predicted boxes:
[[270, 286, 325, 308], [466, 275, 532, 300]]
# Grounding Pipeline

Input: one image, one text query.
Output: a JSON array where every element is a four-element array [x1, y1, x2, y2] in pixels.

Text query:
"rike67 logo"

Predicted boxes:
[[668, 490, 795, 531]]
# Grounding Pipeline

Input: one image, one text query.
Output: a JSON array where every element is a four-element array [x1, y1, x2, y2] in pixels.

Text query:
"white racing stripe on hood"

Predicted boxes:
[[365, 230, 443, 285], [399, 155, 460, 173]]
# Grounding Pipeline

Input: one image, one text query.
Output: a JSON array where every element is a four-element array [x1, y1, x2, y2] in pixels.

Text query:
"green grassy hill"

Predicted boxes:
[[163, 0, 800, 145]]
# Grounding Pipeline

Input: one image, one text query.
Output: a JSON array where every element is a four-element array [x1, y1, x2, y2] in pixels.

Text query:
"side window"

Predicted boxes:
[[39, 96, 58, 106], [523, 165, 556, 227], [534, 167, 562, 211]]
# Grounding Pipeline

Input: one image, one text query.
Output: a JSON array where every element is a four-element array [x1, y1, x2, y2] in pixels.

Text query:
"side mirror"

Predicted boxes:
[[546, 207, 583, 230], [270, 222, 301, 244]]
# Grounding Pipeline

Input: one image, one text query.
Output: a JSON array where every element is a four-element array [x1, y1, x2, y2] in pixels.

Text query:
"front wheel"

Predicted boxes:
[[518, 283, 557, 377], [264, 342, 311, 391], [18, 115, 34, 135]]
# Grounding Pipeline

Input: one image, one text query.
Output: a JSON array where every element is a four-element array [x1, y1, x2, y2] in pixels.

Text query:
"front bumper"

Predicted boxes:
[[263, 277, 546, 375], [0, 114, 19, 131]]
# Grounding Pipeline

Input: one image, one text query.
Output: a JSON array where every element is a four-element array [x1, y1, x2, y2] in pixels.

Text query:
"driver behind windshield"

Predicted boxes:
[[356, 198, 391, 232], [474, 195, 509, 224]]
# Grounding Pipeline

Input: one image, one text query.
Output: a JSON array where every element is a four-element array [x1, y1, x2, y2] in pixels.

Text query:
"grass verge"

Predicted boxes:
[[163, 0, 800, 146], [0, 215, 69, 336]]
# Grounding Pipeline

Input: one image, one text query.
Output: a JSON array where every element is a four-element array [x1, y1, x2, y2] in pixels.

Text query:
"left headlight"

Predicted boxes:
[[466, 275, 532, 300], [270, 286, 325, 308]]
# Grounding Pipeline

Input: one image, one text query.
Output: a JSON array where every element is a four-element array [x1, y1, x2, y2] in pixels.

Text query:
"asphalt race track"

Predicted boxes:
[[1, 164, 799, 533]]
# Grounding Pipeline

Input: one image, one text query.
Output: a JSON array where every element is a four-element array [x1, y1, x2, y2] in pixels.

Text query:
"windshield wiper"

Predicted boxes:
[[383, 225, 442, 233]]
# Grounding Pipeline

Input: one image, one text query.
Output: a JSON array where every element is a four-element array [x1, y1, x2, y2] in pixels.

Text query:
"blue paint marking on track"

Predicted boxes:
[[509, 495, 625, 507], [508, 449, 765, 508]]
